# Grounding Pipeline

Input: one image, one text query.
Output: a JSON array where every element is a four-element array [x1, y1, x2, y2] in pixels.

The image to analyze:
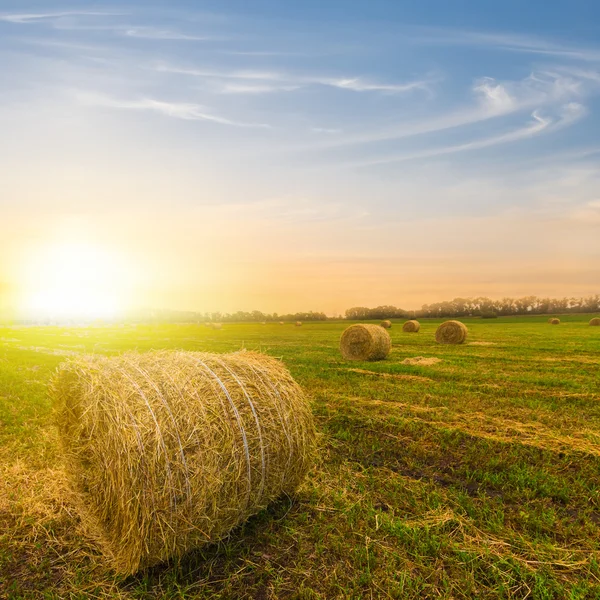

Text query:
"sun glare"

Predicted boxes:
[[19, 240, 129, 321]]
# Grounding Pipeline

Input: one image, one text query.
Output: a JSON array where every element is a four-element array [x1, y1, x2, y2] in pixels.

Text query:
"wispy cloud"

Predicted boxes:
[[311, 127, 343, 134], [344, 103, 586, 168], [122, 26, 212, 41], [217, 82, 301, 94], [75, 92, 271, 128], [410, 27, 600, 63], [155, 62, 432, 95], [304, 70, 591, 150], [0, 11, 123, 24]]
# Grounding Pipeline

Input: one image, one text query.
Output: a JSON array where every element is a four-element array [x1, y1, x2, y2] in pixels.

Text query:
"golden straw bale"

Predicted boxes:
[[549, 318, 560, 325], [590, 317, 600, 326], [279, 321, 285, 325], [380, 320, 392, 329], [435, 320, 468, 344], [295, 321, 302, 327], [340, 324, 391, 361], [402, 320, 420, 333], [51, 350, 316, 575]]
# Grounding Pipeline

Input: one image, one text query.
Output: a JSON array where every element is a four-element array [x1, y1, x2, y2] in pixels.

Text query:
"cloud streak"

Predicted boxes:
[[123, 27, 212, 41], [344, 103, 586, 168], [410, 27, 600, 63], [155, 62, 433, 95], [0, 11, 123, 24], [301, 70, 592, 150], [76, 92, 271, 128]]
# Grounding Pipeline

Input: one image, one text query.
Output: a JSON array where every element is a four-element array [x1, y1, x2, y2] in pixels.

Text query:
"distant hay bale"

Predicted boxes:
[[402, 320, 420, 333], [51, 350, 316, 575], [212, 323, 223, 330], [295, 321, 302, 327], [549, 318, 560, 325], [380, 320, 392, 329], [590, 317, 600, 326], [340, 324, 391, 361], [435, 320, 468, 344], [279, 321, 285, 325]]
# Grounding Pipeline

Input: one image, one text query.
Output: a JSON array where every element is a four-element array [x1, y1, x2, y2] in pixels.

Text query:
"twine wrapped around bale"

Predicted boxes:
[[51, 350, 316, 575], [435, 320, 468, 344], [590, 318, 600, 326], [380, 320, 392, 329], [340, 324, 391, 361], [549, 318, 560, 325], [402, 320, 420, 333]]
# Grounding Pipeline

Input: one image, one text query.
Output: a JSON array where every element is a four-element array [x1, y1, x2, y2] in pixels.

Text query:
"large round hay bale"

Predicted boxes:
[[295, 321, 302, 327], [340, 324, 391, 361], [590, 317, 600, 326], [51, 350, 316, 575], [279, 321, 285, 325], [380, 320, 392, 329], [549, 318, 560, 325], [402, 320, 420, 333], [435, 320, 468, 344]]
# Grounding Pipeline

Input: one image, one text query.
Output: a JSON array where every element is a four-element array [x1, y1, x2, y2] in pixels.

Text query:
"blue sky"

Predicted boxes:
[[1, 1, 599, 316]]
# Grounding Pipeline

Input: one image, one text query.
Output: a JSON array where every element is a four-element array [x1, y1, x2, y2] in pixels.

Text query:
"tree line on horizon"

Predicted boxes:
[[8, 295, 599, 325], [345, 295, 600, 320], [150, 295, 600, 323]]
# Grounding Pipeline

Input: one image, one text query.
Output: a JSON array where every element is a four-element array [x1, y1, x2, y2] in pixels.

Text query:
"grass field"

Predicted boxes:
[[1, 315, 600, 599]]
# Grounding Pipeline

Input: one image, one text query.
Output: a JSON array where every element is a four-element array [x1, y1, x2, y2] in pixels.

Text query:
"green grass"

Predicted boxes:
[[1, 315, 599, 599]]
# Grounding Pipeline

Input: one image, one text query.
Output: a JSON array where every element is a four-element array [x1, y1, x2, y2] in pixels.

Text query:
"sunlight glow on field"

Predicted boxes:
[[19, 240, 129, 321]]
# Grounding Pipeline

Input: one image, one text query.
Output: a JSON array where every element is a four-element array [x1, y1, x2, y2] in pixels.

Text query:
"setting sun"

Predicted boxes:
[[18, 240, 129, 321]]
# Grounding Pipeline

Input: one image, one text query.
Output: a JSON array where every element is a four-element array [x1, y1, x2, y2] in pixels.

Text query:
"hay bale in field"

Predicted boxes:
[[50, 350, 316, 575], [590, 317, 600, 326], [279, 321, 285, 325], [340, 324, 391, 361], [380, 320, 392, 329], [212, 322, 223, 330], [549, 318, 560, 325], [295, 321, 302, 327], [402, 320, 420, 333], [435, 320, 468, 344]]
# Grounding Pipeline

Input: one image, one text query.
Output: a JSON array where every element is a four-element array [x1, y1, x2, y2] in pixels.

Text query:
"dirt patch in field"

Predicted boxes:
[[401, 357, 442, 366], [343, 368, 433, 383], [468, 342, 496, 346]]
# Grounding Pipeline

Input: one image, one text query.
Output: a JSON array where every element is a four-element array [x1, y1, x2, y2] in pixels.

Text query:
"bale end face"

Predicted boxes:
[[340, 324, 391, 361], [435, 320, 468, 344], [402, 320, 420, 333], [50, 350, 316, 575]]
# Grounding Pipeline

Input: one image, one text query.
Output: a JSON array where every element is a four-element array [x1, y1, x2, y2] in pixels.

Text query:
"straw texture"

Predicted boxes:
[[340, 324, 391, 361], [402, 320, 420, 333], [435, 321, 468, 344], [51, 350, 316, 575]]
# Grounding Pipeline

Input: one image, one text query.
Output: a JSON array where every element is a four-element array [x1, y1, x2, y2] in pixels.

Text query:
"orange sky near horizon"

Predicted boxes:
[[1, 205, 598, 319]]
